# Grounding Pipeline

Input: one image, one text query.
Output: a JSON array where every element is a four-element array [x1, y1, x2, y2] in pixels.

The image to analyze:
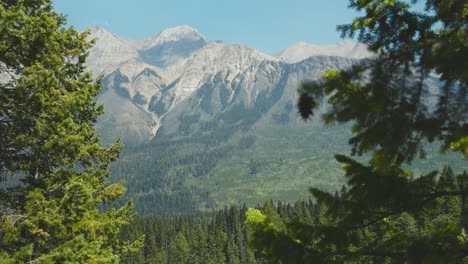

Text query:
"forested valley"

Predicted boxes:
[[120, 166, 467, 263], [0, 0, 466, 263]]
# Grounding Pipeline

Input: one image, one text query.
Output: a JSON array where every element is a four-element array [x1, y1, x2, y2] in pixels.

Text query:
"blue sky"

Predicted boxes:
[[53, 0, 359, 54]]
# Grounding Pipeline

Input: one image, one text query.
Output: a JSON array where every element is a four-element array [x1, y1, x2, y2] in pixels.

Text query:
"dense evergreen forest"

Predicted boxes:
[[110, 129, 465, 216], [119, 166, 466, 263], [1, 0, 466, 262]]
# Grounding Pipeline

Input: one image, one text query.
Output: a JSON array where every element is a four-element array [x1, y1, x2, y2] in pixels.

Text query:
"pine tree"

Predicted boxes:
[[247, 0, 467, 262], [208, 229, 227, 264], [191, 224, 209, 264], [0, 0, 141, 262], [144, 235, 159, 264], [169, 232, 190, 264], [458, 172, 468, 229]]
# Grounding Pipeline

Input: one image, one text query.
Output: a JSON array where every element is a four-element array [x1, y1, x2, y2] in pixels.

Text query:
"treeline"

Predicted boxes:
[[119, 166, 467, 263], [119, 199, 319, 264]]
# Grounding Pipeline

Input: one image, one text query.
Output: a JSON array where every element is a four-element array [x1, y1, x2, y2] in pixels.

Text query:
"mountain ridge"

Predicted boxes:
[[88, 25, 366, 212], [84, 25, 460, 215], [86, 25, 371, 73], [87, 25, 370, 143], [273, 40, 373, 63]]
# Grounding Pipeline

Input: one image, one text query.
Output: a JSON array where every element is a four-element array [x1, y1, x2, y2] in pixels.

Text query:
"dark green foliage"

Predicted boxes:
[[121, 171, 466, 263], [247, 169, 468, 263], [248, 159, 268, 176], [0, 0, 141, 262], [250, 0, 467, 262], [178, 114, 201, 135], [299, 0, 467, 159], [119, 207, 253, 264], [110, 131, 264, 215], [120, 200, 323, 263], [297, 92, 316, 120]]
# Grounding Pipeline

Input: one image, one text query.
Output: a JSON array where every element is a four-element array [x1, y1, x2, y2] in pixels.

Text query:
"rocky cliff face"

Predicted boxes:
[[86, 25, 368, 145]]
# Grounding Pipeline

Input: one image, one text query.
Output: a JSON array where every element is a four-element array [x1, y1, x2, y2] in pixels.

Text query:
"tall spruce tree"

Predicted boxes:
[[169, 232, 190, 264], [0, 0, 141, 262], [247, 0, 467, 262]]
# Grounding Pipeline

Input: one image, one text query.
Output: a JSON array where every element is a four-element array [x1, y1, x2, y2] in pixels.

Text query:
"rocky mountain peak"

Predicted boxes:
[[146, 25, 206, 48]]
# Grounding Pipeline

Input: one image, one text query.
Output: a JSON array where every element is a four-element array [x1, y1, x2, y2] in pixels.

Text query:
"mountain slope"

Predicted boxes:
[[85, 26, 371, 214], [139, 25, 208, 68], [274, 40, 373, 63], [157, 55, 357, 139], [86, 26, 140, 77], [87, 26, 461, 215]]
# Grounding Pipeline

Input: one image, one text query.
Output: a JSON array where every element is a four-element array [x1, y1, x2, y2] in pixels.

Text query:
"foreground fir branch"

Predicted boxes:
[[247, 0, 467, 263]]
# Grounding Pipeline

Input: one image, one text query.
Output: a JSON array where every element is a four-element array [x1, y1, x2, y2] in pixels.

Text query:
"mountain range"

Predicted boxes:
[[87, 25, 371, 146], [83, 25, 461, 215], [88, 25, 437, 214]]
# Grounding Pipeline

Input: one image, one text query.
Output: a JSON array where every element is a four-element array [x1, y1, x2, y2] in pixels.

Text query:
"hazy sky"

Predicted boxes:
[[53, 0, 360, 54]]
